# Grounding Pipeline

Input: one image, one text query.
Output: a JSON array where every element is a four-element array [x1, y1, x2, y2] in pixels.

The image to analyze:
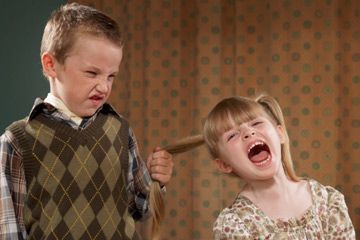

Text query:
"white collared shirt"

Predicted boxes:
[[44, 93, 83, 126]]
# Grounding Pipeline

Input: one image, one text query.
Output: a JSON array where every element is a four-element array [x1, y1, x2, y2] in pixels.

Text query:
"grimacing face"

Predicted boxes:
[[44, 34, 123, 117]]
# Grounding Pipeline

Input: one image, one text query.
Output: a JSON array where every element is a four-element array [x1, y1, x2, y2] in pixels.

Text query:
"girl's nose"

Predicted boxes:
[[243, 130, 255, 140]]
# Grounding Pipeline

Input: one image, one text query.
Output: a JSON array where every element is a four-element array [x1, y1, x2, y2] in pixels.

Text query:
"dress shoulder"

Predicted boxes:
[[308, 178, 346, 208], [308, 179, 355, 239]]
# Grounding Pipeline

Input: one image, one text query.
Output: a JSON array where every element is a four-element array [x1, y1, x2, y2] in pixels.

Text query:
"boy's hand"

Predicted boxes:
[[147, 147, 174, 186]]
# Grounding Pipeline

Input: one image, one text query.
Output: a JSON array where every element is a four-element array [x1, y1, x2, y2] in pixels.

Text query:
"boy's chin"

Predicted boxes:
[[82, 112, 96, 118], [78, 109, 98, 118]]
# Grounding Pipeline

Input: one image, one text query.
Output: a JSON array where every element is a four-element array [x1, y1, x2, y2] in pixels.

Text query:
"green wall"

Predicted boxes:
[[0, 1, 65, 132]]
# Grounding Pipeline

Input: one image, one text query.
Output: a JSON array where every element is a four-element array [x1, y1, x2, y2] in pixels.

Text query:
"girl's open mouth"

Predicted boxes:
[[247, 141, 272, 167]]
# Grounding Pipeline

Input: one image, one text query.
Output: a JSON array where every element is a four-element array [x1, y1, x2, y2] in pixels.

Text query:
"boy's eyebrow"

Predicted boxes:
[[84, 65, 118, 74], [83, 63, 100, 69], [85, 66, 99, 71]]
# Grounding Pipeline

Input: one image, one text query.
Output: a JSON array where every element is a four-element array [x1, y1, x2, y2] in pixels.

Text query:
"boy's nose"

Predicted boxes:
[[95, 80, 110, 93]]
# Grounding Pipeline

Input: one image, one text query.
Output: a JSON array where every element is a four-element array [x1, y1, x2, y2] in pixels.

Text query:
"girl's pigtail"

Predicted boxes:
[[150, 135, 205, 239], [256, 94, 285, 126], [150, 182, 165, 240], [256, 94, 300, 181]]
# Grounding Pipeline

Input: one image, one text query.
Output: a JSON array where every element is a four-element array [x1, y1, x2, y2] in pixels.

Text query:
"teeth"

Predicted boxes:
[[248, 141, 265, 153]]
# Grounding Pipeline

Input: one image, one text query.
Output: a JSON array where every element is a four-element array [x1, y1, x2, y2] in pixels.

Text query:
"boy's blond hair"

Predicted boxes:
[[40, 3, 123, 65]]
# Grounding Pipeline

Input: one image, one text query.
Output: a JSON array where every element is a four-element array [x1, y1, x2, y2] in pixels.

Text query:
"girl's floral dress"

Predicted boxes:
[[213, 179, 355, 239]]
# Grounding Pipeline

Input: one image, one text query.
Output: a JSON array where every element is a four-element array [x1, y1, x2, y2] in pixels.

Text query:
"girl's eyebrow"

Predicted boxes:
[[223, 125, 241, 135]]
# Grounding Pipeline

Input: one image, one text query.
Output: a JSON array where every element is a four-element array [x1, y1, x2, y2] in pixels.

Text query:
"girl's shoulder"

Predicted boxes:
[[306, 178, 355, 238], [307, 178, 347, 209]]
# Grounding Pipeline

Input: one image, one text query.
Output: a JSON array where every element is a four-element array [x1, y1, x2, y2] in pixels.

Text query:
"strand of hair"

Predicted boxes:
[[150, 134, 205, 239]]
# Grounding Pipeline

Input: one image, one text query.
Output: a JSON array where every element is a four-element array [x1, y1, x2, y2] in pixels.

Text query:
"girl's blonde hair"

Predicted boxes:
[[150, 135, 205, 239], [150, 94, 299, 239], [203, 94, 299, 181]]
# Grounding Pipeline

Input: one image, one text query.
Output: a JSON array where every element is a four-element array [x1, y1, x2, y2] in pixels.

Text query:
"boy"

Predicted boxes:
[[0, 3, 173, 239]]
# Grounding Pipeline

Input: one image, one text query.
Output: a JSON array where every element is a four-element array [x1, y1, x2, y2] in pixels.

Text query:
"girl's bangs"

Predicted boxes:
[[205, 97, 264, 145]]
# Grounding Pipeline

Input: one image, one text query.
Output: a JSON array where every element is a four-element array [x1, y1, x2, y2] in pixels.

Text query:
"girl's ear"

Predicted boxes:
[[41, 52, 57, 78], [277, 125, 286, 144], [215, 158, 233, 173]]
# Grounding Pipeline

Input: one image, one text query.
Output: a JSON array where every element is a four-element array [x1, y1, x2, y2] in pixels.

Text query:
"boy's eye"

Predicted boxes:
[[86, 71, 97, 77], [108, 74, 116, 81]]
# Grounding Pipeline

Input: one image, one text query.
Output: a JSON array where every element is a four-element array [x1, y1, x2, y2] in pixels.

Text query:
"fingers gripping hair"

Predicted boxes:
[[149, 135, 204, 239]]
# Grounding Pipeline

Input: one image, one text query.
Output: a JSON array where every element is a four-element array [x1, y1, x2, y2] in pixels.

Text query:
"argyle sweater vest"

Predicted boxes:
[[9, 111, 137, 239]]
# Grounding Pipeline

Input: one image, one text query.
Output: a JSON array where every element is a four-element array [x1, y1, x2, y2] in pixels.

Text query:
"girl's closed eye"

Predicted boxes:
[[250, 118, 264, 127], [226, 131, 239, 142], [252, 121, 263, 126]]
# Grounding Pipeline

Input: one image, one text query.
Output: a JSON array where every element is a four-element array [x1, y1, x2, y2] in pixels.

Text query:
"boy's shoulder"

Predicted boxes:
[[6, 118, 27, 131]]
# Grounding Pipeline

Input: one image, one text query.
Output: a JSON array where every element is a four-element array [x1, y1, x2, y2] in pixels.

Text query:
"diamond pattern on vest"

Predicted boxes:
[[20, 112, 135, 239]]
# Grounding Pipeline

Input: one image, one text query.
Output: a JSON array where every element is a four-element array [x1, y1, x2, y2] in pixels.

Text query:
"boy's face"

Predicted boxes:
[[43, 34, 123, 117]]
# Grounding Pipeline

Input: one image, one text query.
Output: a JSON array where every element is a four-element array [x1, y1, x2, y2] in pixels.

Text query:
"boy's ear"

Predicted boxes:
[[41, 52, 57, 78], [215, 158, 233, 174]]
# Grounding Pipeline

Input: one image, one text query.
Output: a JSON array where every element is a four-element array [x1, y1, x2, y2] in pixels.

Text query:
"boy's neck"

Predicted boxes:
[[44, 93, 83, 125]]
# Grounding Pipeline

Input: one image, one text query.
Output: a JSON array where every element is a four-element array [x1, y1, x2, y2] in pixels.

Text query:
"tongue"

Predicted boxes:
[[250, 151, 269, 162]]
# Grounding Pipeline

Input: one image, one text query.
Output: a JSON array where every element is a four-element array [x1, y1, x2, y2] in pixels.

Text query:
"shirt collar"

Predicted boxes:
[[28, 95, 121, 124], [43, 93, 83, 125]]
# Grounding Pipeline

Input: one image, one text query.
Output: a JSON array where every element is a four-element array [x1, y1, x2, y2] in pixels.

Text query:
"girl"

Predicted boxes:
[[164, 94, 355, 239]]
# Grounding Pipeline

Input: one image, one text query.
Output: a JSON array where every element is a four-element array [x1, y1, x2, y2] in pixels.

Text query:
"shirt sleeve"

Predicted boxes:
[[127, 127, 152, 221], [324, 186, 356, 239], [0, 131, 27, 239]]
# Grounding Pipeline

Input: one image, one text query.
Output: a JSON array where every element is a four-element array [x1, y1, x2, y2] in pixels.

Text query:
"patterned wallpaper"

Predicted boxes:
[[72, 0, 359, 239]]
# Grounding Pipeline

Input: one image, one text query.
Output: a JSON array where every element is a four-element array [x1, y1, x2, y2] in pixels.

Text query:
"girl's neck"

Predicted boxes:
[[242, 171, 295, 201], [241, 175, 312, 221]]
